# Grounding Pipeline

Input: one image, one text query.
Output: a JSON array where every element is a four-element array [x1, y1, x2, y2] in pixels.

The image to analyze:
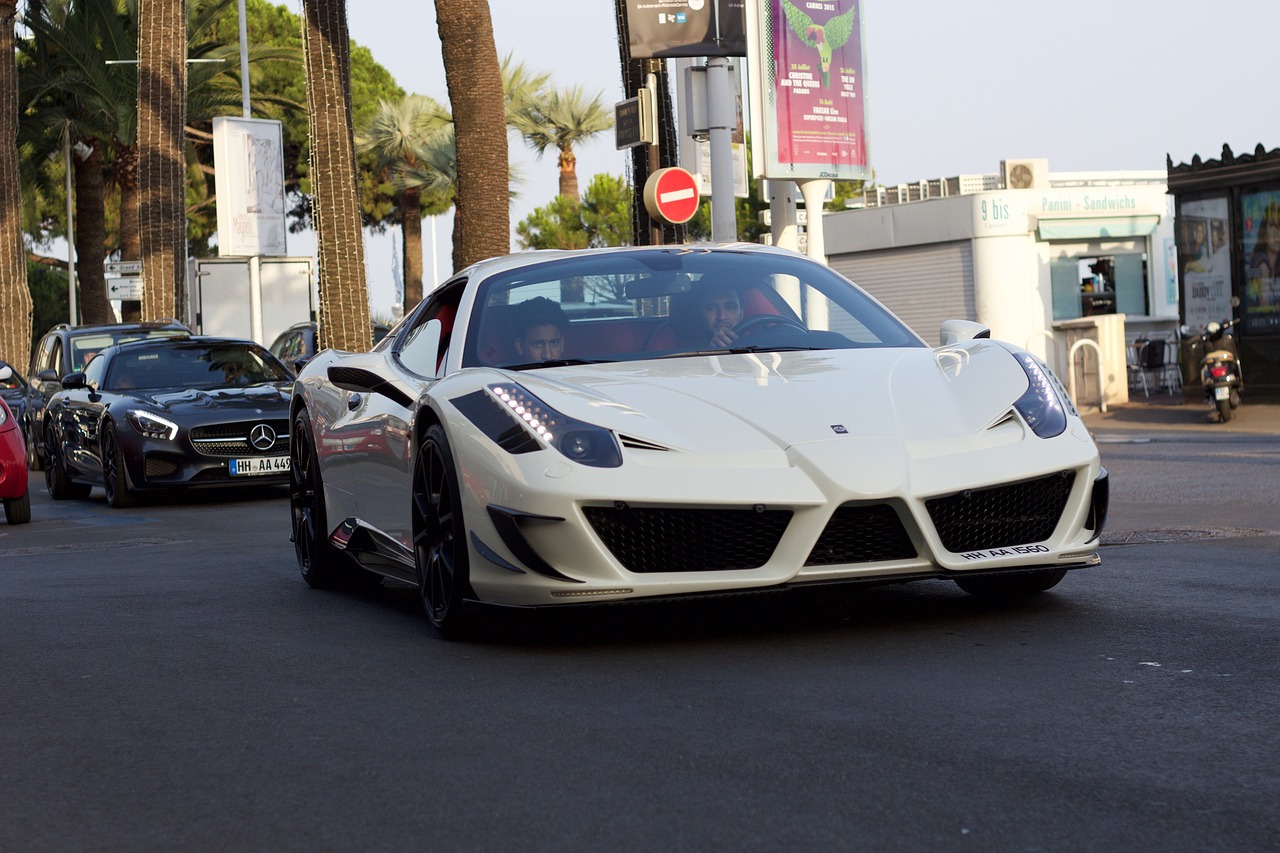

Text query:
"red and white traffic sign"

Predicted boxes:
[[643, 167, 701, 225]]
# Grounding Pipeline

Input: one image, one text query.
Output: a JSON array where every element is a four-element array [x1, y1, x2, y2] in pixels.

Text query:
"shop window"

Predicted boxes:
[[1051, 253, 1148, 320]]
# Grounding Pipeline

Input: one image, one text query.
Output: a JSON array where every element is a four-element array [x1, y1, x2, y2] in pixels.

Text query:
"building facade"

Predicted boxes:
[[821, 160, 1178, 408], [1168, 144, 1280, 397]]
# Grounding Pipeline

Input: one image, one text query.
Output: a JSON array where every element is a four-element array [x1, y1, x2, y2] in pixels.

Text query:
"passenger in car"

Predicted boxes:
[[695, 280, 744, 348], [512, 297, 569, 363]]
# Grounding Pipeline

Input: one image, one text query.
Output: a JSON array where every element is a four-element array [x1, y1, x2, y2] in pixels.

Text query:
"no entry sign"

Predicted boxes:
[[643, 167, 701, 225]]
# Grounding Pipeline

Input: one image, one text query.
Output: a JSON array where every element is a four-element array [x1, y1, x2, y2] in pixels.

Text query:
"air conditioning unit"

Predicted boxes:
[[1001, 158, 1048, 190]]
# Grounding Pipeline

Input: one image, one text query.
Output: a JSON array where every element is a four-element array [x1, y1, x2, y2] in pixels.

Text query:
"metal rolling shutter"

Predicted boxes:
[[830, 242, 975, 345]]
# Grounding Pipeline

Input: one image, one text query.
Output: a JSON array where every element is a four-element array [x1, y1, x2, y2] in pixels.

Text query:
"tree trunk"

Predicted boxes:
[[435, 0, 508, 271], [301, 0, 371, 352], [0, 0, 32, 367], [75, 144, 113, 325], [558, 148, 578, 202], [114, 142, 143, 321], [137, 0, 188, 323], [401, 187, 423, 310]]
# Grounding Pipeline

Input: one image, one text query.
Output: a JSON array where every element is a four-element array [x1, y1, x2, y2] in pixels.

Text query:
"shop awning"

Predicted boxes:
[[1036, 215, 1161, 240]]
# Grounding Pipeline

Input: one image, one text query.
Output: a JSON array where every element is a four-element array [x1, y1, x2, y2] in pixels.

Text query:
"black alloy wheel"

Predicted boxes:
[[44, 427, 91, 501], [412, 424, 474, 639], [954, 567, 1068, 598], [290, 408, 344, 588], [102, 423, 136, 508]]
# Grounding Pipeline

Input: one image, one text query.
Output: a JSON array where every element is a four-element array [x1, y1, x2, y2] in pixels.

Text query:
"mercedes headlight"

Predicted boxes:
[[489, 384, 622, 468], [127, 409, 178, 441]]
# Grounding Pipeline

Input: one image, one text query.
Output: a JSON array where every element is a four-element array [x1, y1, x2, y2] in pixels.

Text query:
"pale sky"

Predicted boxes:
[[331, 0, 1271, 314]]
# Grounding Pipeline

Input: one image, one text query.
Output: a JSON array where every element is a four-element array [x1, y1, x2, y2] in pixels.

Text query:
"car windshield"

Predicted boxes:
[[463, 249, 925, 369], [70, 329, 187, 372], [104, 343, 291, 391]]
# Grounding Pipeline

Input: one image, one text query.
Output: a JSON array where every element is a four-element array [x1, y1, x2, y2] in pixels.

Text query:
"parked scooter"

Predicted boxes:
[[1180, 319, 1243, 422]]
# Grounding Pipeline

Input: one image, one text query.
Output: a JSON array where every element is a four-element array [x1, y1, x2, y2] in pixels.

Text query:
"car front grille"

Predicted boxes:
[[805, 503, 917, 566], [143, 455, 181, 479], [925, 471, 1076, 553], [190, 420, 290, 457], [583, 505, 792, 573]]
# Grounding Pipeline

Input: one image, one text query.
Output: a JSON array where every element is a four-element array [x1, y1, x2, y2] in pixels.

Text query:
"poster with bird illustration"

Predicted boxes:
[[759, 0, 868, 180]]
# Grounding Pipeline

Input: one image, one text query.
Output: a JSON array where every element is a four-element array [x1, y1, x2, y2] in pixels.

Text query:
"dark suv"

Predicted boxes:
[[25, 320, 190, 469]]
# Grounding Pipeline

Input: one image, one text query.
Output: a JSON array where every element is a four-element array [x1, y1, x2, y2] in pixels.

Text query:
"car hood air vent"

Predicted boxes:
[[619, 435, 671, 452], [989, 411, 1018, 430]]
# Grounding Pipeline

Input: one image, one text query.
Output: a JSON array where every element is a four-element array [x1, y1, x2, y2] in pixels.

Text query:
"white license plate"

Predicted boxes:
[[230, 455, 290, 476], [1214, 386, 1231, 400]]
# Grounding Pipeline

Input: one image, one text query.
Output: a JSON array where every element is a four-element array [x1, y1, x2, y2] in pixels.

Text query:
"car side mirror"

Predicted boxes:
[[939, 319, 991, 346], [0, 365, 11, 382], [60, 372, 88, 390], [38, 368, 60, 383]]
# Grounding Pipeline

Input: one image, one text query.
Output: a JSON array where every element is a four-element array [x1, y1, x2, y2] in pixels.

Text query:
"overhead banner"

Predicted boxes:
[[212, 116, 288, 257], [624, 0, 747, 58], [748, 0, 870, 181]]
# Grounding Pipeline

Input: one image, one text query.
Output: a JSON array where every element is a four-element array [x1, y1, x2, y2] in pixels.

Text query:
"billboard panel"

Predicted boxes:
[[213, 116, 288, 257], [748, 0, 870, 181], [1242, 190, 1280, 331], [625, 0, 747, 58]]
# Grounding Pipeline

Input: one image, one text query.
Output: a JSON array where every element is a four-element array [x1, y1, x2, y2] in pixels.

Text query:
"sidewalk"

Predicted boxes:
[[1080, 392, 1280, 436]]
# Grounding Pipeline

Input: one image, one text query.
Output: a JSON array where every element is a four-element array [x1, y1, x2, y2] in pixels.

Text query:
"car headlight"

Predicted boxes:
[[0, 403, 7, 427], [126, 409, 179, 441], [489, 384, 622, 468], [1011, 352, 1068, 439]]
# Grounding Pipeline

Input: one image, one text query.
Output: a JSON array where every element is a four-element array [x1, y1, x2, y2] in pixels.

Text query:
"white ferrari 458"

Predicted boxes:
[[290, 244, 1107, 637]]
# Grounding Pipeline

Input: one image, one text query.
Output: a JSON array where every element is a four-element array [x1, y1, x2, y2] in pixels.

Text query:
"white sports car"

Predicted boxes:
[[290, 244, 1107, 637]]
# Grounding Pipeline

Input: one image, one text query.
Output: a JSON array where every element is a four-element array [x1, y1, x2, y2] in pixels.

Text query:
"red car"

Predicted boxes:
[[0, 388, 30, 525]]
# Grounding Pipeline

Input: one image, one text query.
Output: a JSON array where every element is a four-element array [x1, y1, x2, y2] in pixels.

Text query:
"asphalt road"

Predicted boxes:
[[2, 421, 1277, 851]]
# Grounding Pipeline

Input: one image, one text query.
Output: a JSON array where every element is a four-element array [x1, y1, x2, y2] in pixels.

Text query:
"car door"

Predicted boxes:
[[27, 333, 61, 442], [324, 280, 464, 551], [51, 358, 109, 481]]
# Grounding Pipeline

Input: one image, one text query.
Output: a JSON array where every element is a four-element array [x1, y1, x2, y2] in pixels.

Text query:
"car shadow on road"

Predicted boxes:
[[336, 574, 1085, 648]]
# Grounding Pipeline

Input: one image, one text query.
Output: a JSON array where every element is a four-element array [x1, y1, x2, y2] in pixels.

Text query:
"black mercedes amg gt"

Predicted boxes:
[[42, 337, 294, 507]]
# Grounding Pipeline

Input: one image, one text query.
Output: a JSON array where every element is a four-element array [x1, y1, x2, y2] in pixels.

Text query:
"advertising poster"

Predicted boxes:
[[752, 0, 869, 181], [1178, 197, 1233, 329], [625, 0, 747, 58], [212, 116, 288, 257], [1242, 189, 1280, 330]]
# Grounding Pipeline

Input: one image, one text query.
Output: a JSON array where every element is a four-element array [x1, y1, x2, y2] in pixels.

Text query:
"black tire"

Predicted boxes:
[[1229, 388, 1241, 410], [3, 491, 31, 525], [102, 423, 136, 508], [291, 408, 346, 588], [412, 424, 475, 639], [25, 426, 42, 472], [44, 427, 91, 501], [955, 568, 1068, 599], [1216, 396, 1233, 422]]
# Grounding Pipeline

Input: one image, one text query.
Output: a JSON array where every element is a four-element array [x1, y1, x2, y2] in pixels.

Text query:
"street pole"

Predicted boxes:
[[706, 56, 736, 241], [64, 122, 76, 325], [237, 0, 251, 118], [646, 62, 662, 246]]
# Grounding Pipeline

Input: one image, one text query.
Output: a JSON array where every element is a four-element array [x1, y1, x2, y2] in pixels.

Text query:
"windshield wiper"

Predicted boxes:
[[657, 345, 822, 359]]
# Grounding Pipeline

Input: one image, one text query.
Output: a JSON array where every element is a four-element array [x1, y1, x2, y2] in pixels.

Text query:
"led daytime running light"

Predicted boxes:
[[487, 384, 622, 468], [127, 409, 179, 441], [1011, 352, 1068, 439]]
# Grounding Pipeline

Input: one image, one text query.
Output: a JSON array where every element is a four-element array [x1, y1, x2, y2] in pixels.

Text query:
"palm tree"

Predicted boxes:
[[19, 0, 288, 323], [301, 0, 370, 352], [0, 0, 33, 367], [355, 95, 449, 310], [512, 84, 613, 202], [137, 0, 188, 321], [435, 0, 508, 270]]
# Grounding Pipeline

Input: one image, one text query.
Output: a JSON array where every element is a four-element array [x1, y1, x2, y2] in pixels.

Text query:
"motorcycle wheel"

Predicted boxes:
[[1229, 388, 1241, 410], [1216, 396, 1233, 422]]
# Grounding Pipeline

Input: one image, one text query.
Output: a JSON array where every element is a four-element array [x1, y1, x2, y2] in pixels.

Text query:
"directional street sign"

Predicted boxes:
[[106, 277, 144, 301], [643, 167, 701, 225], [105, 260, 143, 276]]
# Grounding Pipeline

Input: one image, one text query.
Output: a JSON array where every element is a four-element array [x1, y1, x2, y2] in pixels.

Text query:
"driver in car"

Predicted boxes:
[[512, 297, 568, 364], [698, 282, 743, 348]]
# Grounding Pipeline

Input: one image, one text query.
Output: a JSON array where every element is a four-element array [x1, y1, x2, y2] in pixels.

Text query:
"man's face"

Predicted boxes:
[[515, 323, 563, 362], [700, 290, 742, 335]]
